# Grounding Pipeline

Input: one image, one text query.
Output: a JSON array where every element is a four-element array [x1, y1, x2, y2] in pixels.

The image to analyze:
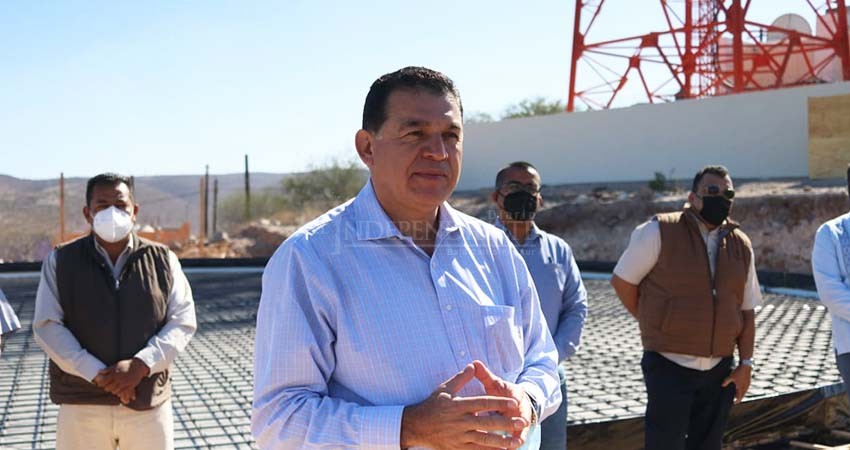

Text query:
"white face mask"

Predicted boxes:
[[92, 206, 134, 243]]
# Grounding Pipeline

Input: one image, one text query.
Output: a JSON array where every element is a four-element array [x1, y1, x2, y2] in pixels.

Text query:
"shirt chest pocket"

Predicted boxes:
[[539, 262, 566, 288], [479, 305, 524, 380]]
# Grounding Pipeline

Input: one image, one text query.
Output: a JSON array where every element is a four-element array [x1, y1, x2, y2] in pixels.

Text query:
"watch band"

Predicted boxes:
[[739, 358, 754, 367]]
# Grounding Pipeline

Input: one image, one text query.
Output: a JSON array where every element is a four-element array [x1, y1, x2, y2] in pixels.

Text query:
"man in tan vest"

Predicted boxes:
[[611, 165, 761, 450], [33, 173, 197, 450]]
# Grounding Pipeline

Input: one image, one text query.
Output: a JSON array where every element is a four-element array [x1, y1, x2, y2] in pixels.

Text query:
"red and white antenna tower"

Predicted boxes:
[[567, 0, 850, 111]]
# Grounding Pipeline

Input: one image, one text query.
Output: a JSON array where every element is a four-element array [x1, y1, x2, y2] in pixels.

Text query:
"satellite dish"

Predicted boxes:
[[767, 13, 812, 41]]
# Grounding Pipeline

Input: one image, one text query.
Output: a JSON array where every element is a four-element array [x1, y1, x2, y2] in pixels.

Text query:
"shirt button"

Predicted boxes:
[[459, 350, 466, 357], [445, 304, 453, 311]]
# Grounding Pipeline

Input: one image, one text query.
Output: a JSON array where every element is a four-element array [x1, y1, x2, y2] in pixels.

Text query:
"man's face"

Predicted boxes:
[[355, 89, 463, 216], [83, 182, 138, 226], [491, 166, 542, 223], [689, 173, 734, 214]]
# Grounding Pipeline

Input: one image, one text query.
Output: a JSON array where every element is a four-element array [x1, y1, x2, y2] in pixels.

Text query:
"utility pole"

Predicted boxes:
[[244, 154, 251, 222], [199, 177, 206, 245], [59, 173, 65, 243], [212, 178, 218, 235], [204, 165, 210, 238]]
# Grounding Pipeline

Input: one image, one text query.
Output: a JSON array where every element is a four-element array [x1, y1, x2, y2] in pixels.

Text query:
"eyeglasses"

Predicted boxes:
[[500, 181, 540, 195], [698, 184, 735, 200]]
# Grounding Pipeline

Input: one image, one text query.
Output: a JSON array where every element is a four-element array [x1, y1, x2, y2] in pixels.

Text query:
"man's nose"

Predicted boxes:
[[421, 133, 449, 160]]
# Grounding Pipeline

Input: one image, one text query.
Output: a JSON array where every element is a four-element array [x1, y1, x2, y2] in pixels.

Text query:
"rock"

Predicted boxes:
[[233, 222, 298, 257]]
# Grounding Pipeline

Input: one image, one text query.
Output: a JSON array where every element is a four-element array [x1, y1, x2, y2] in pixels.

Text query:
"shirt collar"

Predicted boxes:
[[93, 233, 135, 259], [494, 218, 541, 243], [352, 179, 462, 241]]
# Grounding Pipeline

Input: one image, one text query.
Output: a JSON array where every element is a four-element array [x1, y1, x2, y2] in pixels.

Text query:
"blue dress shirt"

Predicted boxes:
[[497, 220, 588, 362], [252, 181, 561, 450]]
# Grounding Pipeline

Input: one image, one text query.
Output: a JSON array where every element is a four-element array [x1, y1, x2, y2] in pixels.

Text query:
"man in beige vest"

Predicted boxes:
[[611, 165, 761, 450], [33, 173, 197, 450]]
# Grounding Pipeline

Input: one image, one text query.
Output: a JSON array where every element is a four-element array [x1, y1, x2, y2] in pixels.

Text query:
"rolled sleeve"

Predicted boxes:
[[613, 220, 661, 285]]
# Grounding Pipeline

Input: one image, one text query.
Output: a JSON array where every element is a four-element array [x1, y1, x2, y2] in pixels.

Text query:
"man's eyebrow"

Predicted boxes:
[[399, 119, 427, 129], [398, 119, 462, 131]]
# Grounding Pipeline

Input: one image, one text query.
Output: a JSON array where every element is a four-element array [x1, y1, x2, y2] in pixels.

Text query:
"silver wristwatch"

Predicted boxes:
[[739, 358, 754, 368]]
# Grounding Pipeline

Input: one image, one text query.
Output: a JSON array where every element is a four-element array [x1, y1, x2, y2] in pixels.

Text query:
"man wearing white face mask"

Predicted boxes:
[[32, 173, 197, 450]]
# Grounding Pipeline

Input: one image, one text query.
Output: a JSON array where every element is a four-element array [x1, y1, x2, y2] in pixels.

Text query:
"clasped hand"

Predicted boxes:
[[401, 360, 534, 450], [93, 358, 150, 405]]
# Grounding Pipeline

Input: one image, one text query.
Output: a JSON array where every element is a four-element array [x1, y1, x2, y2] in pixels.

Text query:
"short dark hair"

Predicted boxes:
[[691, 165, 730, 193], [86, 173, 134, 206], [494, 161, 540, 190], [362, 66, 463, 133]]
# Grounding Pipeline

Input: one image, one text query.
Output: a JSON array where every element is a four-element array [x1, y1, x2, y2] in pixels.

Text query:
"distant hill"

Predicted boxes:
[[0, 173, 290, 262]]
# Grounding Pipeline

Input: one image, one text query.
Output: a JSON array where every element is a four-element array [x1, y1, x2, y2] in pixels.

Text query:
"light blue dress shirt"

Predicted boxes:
[[252, 181, 561, 450], [496, 220, 588, 363], [813, 211, 850, 355]]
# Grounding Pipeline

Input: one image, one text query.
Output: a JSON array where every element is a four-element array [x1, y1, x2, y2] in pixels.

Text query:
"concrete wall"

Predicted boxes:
[[459, 82, 850, 190]]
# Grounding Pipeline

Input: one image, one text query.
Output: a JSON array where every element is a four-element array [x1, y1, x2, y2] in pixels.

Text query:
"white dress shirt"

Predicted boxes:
[[252, 181, 561, 450], [813, 211, 850, 355], [32, 235, 197, 382], [614, 215, 762, 370]]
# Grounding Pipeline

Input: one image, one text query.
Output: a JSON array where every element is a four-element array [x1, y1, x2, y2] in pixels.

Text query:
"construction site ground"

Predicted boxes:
[[0, 271, 844, 449]]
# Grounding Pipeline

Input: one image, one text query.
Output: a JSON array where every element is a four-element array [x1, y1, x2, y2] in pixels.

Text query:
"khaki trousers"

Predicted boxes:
[[56, 399, 173, 450]]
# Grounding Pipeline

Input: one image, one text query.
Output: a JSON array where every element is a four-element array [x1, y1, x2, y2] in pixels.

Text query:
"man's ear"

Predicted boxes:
[[491, 191, 500, 205], [687, 191, 698, 209], [132, 204, 140, 221], [83, 206, 93, 225], [355, 129, 375, 167]]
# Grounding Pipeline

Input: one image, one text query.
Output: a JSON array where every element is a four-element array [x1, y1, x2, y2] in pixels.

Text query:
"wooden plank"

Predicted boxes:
[[809, 93, 850, 179]]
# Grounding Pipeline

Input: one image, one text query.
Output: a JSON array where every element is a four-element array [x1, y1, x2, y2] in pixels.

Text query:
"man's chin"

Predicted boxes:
[[407, 191, 451, 210]]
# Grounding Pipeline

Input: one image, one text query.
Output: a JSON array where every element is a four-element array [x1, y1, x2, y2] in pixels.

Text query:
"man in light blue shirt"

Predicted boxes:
[[813, 165, 850, 403], [492, 162, 588, 450], [252, 67, 561, 450]]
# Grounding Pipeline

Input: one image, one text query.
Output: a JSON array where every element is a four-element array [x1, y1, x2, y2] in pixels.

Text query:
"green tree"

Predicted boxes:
[[464, 111, 495, 124], [283, 159, 367, 209], [502, 97, 566, 119], [218, 189, 287, 229]]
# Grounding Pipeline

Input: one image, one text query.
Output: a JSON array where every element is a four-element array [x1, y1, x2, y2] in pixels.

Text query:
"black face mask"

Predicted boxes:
[[699, 196, 732, 226], [502, 191, 538, 221]]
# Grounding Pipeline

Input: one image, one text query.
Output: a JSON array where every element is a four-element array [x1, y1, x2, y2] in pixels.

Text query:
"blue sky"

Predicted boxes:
[[0, 0, 811, 179]]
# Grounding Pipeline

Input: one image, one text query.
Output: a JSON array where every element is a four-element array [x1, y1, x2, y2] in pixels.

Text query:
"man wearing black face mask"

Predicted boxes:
[[610, 165, 761, 450], [492, 162, 588, 450]]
